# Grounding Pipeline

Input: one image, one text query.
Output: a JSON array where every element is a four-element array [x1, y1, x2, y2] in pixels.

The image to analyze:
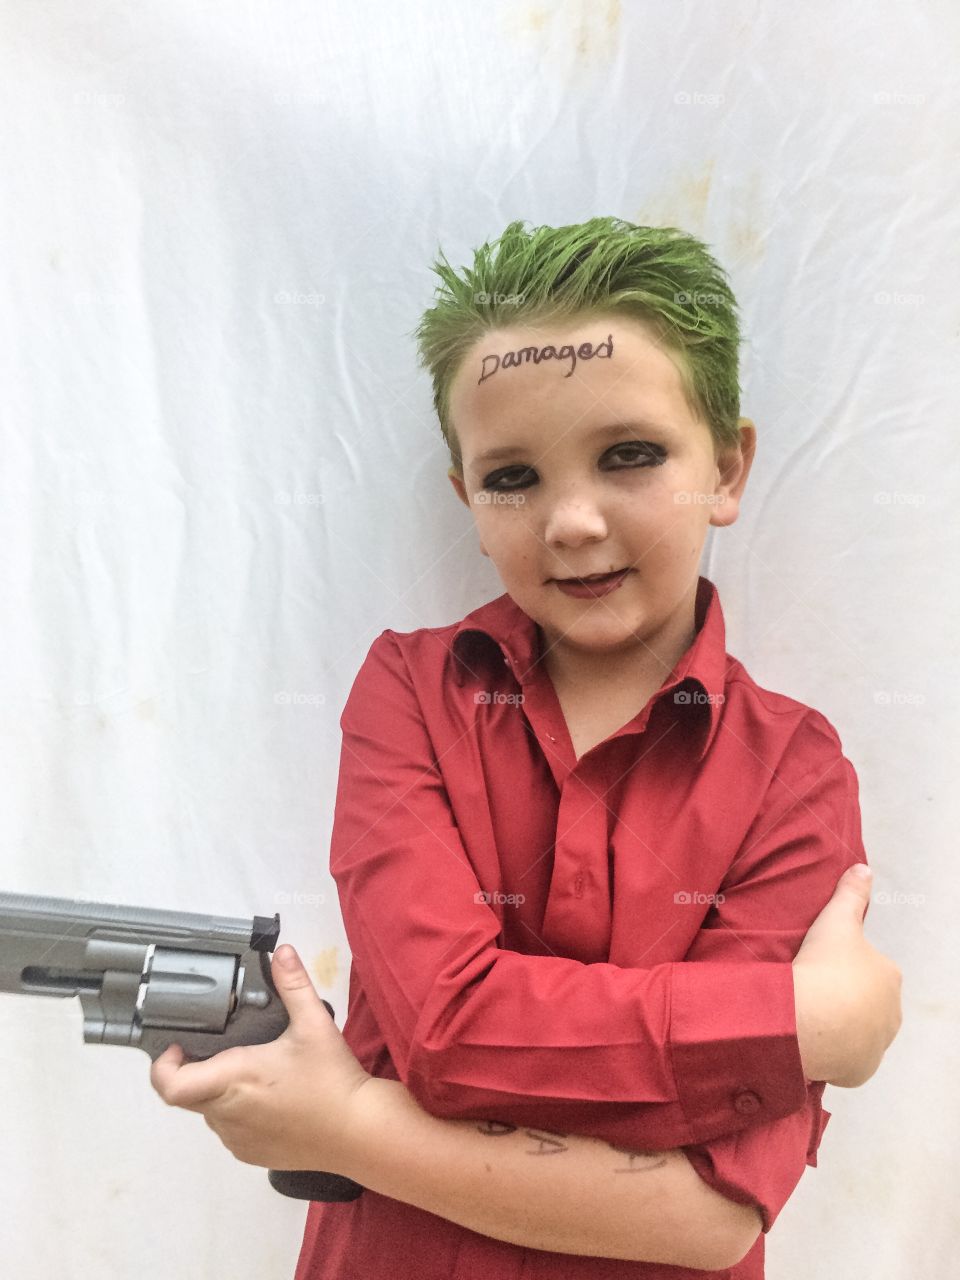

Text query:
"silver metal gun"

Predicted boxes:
[[0, 890, 364, 1202]]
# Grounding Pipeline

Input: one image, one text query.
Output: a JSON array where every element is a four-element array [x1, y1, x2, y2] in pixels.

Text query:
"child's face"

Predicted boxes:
[[447, 313, 755, 664]]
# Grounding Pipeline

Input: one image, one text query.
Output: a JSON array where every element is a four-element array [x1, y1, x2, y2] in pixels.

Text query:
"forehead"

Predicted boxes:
[[448, 314, 694, 449]]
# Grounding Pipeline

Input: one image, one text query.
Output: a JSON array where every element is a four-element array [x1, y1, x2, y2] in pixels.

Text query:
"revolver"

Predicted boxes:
[[0, 889, 364, 1202]]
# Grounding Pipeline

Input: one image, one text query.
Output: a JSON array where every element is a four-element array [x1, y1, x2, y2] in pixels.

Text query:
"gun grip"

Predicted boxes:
[[267, 1169, 364, 1201], [265, 999, 365, 1202]]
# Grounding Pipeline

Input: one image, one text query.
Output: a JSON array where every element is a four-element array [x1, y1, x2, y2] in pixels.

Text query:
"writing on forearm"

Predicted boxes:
[[349, 1080, 733, 1265], [476, 1120, 670, 1173], [607, 1142, 671, 1174]]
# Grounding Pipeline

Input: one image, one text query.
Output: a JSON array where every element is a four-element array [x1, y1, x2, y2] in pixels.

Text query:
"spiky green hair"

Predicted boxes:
[[411, 215, 743, 476]]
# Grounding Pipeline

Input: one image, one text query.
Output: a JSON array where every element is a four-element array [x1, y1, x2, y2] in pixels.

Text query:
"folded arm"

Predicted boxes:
[[627, 713, 874, 1233], [343, 1075, 760, 1270], [332, 632, 811, 1150], [332, 721, 870, 1259], [333, 634, 891, 1244]]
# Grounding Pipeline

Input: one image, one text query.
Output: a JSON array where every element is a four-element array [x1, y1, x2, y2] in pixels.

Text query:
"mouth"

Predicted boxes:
[[552, 568, 630, 584], [549, 568, 633, 598]]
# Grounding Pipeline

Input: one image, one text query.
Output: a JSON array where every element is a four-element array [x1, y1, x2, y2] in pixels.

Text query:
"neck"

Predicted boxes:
[[538, 594, 699, 694]]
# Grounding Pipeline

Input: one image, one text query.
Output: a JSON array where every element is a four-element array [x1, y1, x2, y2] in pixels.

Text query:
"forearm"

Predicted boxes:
[[403, 958, 806, 1149], [342, 1077, 760, 1269]]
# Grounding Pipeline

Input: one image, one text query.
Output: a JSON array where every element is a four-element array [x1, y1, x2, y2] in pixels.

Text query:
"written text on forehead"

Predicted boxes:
[[478, 333, 614, 385]]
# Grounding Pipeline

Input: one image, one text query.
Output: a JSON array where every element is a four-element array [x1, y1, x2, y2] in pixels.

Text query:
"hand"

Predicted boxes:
[[792, 864, 903, 1088], [150, 945, 372, 1172]]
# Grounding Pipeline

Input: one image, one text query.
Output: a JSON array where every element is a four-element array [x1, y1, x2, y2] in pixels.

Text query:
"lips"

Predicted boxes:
[[552, 568, 632, 598], [554, 569, 627, 584]]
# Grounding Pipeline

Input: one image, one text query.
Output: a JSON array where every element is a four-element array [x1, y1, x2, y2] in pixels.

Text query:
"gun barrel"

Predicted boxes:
[[0, 891, 280, 995], [0, 890, 271, 947]]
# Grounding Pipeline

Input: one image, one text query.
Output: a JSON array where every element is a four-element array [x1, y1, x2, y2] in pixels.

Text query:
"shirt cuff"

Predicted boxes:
[[669, 961, 808, 1139], [684, 1084, 833, 1233]]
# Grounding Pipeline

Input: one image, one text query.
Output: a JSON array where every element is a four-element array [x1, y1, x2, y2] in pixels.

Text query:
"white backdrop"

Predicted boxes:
[[1, 2, 957, 1276]]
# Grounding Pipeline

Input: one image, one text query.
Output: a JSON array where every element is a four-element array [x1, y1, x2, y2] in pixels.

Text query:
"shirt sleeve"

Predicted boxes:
[[328, 631, 809, 1149], [681, 716, 867, 1230]]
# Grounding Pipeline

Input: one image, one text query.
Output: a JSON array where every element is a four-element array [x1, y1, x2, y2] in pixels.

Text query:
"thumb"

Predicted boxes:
[[271, 945, 325, 1022], [798, 863, 873, 960], [831, 862, 873, 921]]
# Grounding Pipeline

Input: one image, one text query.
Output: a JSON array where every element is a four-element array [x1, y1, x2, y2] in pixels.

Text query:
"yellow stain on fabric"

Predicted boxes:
[[726, 172, 768, 268], [311, 947, 340, 988], [638, 164, 767, 270], [504, 2, 622, 77], [637, 160, 716, 237]]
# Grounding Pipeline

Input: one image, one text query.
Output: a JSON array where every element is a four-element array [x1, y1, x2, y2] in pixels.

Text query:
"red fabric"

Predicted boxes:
[[294, 576, 865, 1279]]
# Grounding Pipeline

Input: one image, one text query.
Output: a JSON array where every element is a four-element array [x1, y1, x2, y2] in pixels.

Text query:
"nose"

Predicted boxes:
[[542, 491, 608, 548]]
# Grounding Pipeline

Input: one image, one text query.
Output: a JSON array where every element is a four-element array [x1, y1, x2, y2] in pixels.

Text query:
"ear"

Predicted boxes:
[[709, 417, 757, 529], [448, 468, 490, 558], [448, 467, 471, 507]]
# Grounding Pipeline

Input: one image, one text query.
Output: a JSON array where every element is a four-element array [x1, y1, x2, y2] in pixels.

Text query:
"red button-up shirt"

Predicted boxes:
[[295, 575, 866, 1279]]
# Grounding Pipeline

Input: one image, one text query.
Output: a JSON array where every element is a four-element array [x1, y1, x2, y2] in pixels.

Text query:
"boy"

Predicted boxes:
[[292, 218, 900, 1276], [153, 218, 902, 1276]]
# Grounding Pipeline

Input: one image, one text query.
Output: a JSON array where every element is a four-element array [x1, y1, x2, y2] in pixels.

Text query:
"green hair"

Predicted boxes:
[[411, 216, 744, 476]]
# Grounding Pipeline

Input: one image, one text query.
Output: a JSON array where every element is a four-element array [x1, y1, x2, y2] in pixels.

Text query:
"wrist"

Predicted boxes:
[[792, 962, 828, 1082], [340, 1075, 406, 1184]]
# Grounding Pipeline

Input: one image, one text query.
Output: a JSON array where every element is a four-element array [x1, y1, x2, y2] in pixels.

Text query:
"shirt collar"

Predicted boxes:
[[451, 574, 727, 762]]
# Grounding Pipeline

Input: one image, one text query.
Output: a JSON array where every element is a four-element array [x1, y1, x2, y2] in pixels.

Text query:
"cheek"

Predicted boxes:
[[478, 508, 528, 542], [635, 474, 708, 523], [611, 488, 702, 559], [609, 483, 675, 529], [485, 522, 541, 574], [488, 526, 529, 563]]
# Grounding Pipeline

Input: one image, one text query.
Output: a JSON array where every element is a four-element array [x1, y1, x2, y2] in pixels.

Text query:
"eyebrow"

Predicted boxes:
[[471, 419, 673, 465]]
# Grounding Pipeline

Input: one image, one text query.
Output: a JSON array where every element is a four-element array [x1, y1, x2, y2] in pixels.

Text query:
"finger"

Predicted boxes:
[[271, 945, 327, 1027], [830, 862, 873, 921], [839, 865, 875, 916], [149, 1043, 186, 1100], [150, 1043, 242, 1110]]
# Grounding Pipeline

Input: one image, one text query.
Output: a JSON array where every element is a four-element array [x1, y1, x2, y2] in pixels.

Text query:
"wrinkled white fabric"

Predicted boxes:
[[0, 2, 955, 1278]]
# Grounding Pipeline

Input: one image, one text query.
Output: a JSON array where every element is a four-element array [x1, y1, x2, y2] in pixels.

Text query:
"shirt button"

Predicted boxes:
[[733, 1089, 761, 1115]]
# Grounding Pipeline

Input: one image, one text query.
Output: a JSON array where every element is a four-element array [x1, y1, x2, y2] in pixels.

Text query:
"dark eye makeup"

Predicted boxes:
[[480, 441, 667, 493]]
